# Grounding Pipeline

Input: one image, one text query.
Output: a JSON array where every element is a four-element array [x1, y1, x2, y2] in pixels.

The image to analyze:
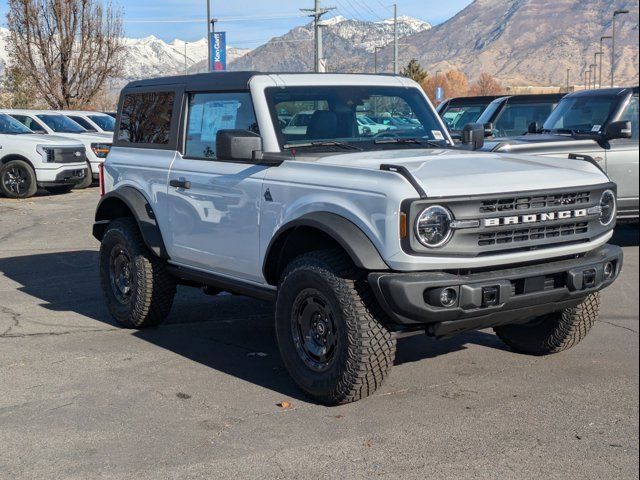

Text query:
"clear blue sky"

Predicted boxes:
[[0, 0, 473, 47]]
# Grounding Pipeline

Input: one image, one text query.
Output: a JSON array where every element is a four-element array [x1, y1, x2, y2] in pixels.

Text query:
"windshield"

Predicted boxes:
[[542, 96, 619, 134], [0, 113, 34, 134], [37, 114, 87, 133], [440, 102, 492, 131], [89, 114, 116, 132], [68, 115, 98, 132], [268, 86, 448, 151]]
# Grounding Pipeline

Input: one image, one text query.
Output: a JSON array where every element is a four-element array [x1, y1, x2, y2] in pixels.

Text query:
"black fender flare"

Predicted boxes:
[[263, 212, 389, 284], [93, 187, 168, 258]]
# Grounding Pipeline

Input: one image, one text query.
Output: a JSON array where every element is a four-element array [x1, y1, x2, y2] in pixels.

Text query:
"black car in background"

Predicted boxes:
[[477, 93, 566, 137], [436, 95, 500, 134]]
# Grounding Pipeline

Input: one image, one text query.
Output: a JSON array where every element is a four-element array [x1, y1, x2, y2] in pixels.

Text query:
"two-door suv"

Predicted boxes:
[[94, 73, 623, 404]]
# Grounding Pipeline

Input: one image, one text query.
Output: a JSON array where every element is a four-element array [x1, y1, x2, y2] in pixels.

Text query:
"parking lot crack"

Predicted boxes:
[[599, 320, 638, 334], [0, 305, 21, 337]]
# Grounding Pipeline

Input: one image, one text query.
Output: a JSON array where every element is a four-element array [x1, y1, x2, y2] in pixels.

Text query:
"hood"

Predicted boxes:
[[53, 132, 113, 144], [2, 133, 84, 148], [311, 149, 609, 197], [482, 134, 601, 154]]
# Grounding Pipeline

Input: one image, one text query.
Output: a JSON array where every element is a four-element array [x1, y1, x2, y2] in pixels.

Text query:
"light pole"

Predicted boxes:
[[206, 0, 211, 72], [594, 52, 602, 88], [586, 66, 591, 90], [566, 68, 570, 93], [393, 3, 399, 74], [374, 46, 385, 74], [600, 35, 612, 88], [589, 64, 597, 89], [612, 9, 629, 87]]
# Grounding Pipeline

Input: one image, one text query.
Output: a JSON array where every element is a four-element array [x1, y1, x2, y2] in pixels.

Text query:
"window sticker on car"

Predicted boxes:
[[188, 104, 204, 136], [201, 101, 240, 142], [432, 130, 445, 140], [592, 125, 601, 132]]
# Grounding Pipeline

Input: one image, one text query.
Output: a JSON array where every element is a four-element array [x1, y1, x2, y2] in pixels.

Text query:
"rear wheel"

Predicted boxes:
[[494, 293, 600, 355], [99, 218, 176, 328], [73, 162, 93, 189], [0, 160, 37, 198], [275, 249, 396, 405]]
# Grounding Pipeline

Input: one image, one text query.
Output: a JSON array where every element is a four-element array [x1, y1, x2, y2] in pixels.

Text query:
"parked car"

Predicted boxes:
[[63, 110, 116, 134], [282, 111, 314, 136], [356, 115, 394, 135], [476, 93, 566, 138], [482, 87, 639, 221], [1, 109, 113, 188], [436, 95, 501, 134], [0, 113, 88, 198], [94, 72, 621, 404]]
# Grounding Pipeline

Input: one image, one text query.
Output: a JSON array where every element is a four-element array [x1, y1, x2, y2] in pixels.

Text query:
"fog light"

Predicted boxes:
[[440, 288, 458, 308], [603, 262, 615, 280]]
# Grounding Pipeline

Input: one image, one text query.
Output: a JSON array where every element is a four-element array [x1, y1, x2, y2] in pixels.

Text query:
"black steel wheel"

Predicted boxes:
[[0, 160, 37, 198], [275, 249, 396, 405], [99, 218, 176, 328]]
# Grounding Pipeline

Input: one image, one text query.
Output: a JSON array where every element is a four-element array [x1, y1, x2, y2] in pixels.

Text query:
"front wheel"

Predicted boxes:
[[494, 293, 601, 355], [0, 160, 37, 198], [275, 250, 396, 405], [99, 218, 176, 328]]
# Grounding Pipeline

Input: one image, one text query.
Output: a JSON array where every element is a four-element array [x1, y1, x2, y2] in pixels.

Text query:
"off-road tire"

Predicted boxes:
[[494, 293, 601, 355], [73, 162, 93, 189], [0, 160, 37, 199], [45, 185, 73, 195], [275, 249, 396, 405], [99, 217, 176, 328]]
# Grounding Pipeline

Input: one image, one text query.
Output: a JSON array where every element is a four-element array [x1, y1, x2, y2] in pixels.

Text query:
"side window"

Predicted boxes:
[[619, 94, 639, 140], [185, 92, 258, 160], [118, 91, 175, 145], [68, 115, 97, 132], [11, 115, 46, 133]]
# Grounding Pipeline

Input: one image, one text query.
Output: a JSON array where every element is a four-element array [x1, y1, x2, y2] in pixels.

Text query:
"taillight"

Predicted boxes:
[[98, 162, 105, 197]]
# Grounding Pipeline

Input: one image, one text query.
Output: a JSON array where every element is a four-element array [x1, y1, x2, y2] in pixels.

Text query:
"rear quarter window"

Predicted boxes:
[[117, 91, 177, 147]]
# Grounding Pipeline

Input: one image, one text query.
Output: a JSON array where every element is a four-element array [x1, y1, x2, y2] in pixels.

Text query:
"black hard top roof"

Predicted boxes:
[[491, 93, 567, 104], [566, 86, 638, 98], [124, 71, 260, 91], [444, 95, 501, 105]]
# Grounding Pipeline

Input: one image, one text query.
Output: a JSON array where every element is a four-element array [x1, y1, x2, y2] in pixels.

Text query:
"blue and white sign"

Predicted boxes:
[[435, 86, 444, 101], [210, 32, 227, 71]]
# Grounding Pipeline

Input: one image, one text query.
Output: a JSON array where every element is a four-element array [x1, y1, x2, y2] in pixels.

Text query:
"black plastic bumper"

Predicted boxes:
[[369, 244, 623, 337], [38, 168, 88, 187]]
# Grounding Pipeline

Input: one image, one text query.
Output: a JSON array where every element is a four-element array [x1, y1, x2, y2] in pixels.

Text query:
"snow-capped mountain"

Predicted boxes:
[[0, 27, 251, 81], [231, 15, 431, 72]]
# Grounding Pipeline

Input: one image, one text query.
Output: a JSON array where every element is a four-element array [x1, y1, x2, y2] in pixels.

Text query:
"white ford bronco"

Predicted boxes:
[[94, 73, 623, 404], [0, 113, 88, 198]]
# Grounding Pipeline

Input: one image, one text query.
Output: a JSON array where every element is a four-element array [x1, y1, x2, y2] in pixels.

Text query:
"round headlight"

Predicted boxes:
[[415, 205, 453, 248], [599, 189, 616, 226]]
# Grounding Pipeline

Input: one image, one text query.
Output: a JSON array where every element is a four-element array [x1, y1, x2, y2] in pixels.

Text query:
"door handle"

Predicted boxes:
[[170, 178, 191, 189]]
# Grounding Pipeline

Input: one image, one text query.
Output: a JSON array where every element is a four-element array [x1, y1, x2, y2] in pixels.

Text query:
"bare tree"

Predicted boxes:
[[468, 73, 505, 96], [6, 0, 125, 109]]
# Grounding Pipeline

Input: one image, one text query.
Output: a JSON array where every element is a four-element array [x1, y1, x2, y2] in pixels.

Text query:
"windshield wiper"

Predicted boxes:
[[284, 140, 363, 151], [374, 137, 444, 148]]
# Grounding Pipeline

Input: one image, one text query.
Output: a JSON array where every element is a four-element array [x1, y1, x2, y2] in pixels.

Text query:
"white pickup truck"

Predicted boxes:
[[0, 113, 87, 198]]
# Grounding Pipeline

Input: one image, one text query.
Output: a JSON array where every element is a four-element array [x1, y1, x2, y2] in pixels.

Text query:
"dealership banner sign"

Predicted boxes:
[[211, 32, 227, 71]]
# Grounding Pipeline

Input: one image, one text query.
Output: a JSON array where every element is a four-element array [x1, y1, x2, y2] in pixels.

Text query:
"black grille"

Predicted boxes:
[[479, 191, 591, 214], [478, 222, 590, 247], [46, 147, 87, 163]]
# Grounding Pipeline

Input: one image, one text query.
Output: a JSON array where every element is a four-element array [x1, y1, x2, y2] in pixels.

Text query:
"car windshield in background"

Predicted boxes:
[[89, 114, 116, 132], [543, 96, 619, 134], [0, 113, 34, 134], [267, 86, 448, 151], [68, 115, 98, 132], [37, 114, 87, 133], [440, 103, 490, 132]]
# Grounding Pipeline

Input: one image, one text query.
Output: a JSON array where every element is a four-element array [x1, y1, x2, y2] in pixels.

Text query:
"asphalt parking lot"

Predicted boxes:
[[0, 188, 638, 480]]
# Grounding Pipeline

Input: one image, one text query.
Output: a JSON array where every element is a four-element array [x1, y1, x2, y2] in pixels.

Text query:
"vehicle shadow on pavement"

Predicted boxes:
[[0, 250, 508, 403], [611, 224, 639, 247]]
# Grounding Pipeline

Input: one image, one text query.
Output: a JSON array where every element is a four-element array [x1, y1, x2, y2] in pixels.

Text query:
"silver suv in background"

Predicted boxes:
[[482, 87, 639, 221]]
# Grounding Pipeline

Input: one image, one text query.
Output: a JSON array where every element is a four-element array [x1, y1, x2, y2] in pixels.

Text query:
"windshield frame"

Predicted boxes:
[[264, 85, 451, 152]]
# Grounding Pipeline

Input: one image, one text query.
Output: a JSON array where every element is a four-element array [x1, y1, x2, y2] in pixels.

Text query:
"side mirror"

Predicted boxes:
[[216, 130, 263, 161], [528, 121, 538, 134], [603, 121, 632, 140], [461, 123, 485, 150]]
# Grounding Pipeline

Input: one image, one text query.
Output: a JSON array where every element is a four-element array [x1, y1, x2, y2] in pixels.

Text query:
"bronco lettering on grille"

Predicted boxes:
[[483, 209, 588, 227]]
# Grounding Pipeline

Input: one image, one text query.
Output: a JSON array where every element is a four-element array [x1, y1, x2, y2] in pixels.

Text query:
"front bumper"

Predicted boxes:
[[38, 168, 88, 187], [369, 244, 623, 337]]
